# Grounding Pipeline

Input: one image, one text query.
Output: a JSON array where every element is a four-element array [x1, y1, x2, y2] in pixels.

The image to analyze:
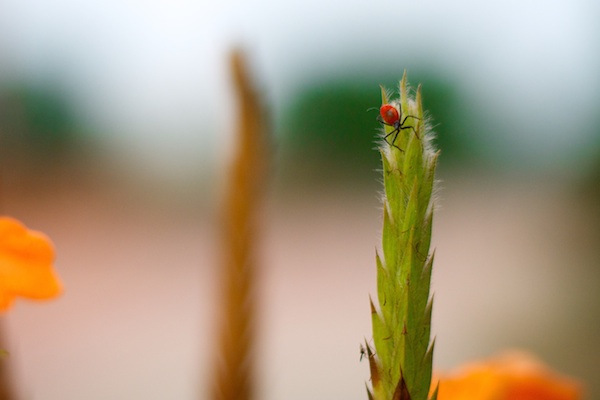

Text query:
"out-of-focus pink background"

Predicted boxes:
[[3, 169, 598, 399]]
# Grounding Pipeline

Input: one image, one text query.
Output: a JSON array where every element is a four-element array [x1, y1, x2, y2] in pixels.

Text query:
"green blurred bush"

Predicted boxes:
[[277, 70, 476, 190]]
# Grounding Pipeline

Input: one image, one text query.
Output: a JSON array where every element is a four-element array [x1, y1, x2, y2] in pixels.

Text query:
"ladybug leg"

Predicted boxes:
[[382, 127, 396, 142], [399, 115, 421, 139], [391, 131, 404, 152], [401, 114, 420, 123], [383, 128, 404, 152], [400, 125, 419, 140], [378, 115, 405, 151]]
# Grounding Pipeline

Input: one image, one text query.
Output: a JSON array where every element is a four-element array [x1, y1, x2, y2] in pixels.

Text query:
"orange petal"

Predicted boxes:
[[434, 351, 582, 400], [0, 217, 62, 312]]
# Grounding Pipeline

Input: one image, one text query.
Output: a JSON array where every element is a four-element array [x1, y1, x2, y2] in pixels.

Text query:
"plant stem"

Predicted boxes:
[[368, 72, 438, 400], [210, 49, 269, 400]]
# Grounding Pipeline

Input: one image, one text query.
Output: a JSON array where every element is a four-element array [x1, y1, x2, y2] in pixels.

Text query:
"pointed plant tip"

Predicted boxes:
[[380, 85, 389, 104], [392, 370, 411, 400], [424, 338, 436, 361], [366, 385, 375, 400], [369, 296, 377, 314], [367, 350, 381, 388], [365, 341, 374, 357], [428, 382, 439, 400]]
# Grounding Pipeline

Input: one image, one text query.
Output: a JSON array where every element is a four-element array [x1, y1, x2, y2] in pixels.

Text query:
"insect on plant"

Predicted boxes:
[[360, 344, 367, 362], [378, 103, 420, 151]]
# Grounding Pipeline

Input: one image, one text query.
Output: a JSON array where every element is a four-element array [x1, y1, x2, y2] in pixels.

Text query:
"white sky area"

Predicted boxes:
[[0, 0, 598, 176]]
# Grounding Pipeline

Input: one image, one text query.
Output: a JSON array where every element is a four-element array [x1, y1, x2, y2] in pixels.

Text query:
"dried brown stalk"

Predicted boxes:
[[210, 48, 269, 400], [0, 320, 15, 400]]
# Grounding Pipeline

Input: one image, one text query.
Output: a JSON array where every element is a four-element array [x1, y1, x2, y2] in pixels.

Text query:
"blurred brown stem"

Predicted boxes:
[[0, 138, 15, 400], [209, 49, 269, 400], [0, 321, 16, 400]]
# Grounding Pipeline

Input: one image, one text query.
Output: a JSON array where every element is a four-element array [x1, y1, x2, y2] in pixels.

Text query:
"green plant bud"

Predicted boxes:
[[367, 72, 439, 400]]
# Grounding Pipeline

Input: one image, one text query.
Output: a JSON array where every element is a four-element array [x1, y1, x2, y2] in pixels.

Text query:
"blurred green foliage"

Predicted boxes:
[[0, 84, 78, 163], [278, 70, 477, 189]]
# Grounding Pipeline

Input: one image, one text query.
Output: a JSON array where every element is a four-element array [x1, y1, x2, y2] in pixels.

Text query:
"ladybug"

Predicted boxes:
[[378, 104, 420, 151]]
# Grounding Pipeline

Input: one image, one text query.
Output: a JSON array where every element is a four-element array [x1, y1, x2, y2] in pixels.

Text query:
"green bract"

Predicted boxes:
[[367, 72, 439, 400]]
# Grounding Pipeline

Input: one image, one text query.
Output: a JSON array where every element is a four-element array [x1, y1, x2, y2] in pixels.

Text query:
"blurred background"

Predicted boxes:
[[0, 0, 599, 399]]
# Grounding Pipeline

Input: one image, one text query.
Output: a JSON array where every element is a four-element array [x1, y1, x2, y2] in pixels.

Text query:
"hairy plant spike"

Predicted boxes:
[[368, 72, 438, 400]]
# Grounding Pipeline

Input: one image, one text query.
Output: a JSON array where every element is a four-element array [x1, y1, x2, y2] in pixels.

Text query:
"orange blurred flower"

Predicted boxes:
[[434, 352, 582, 400], [0, 217, 62, 311]]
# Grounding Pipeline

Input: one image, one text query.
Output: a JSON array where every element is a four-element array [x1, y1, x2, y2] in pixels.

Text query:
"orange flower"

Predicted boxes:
[[434, 352, 582, 400], [0, 217, 62, 311]]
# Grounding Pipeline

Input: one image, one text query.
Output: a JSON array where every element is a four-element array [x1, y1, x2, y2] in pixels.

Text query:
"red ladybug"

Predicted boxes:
[[380, 104, 400, 126], [378, 104, 419, 151]]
